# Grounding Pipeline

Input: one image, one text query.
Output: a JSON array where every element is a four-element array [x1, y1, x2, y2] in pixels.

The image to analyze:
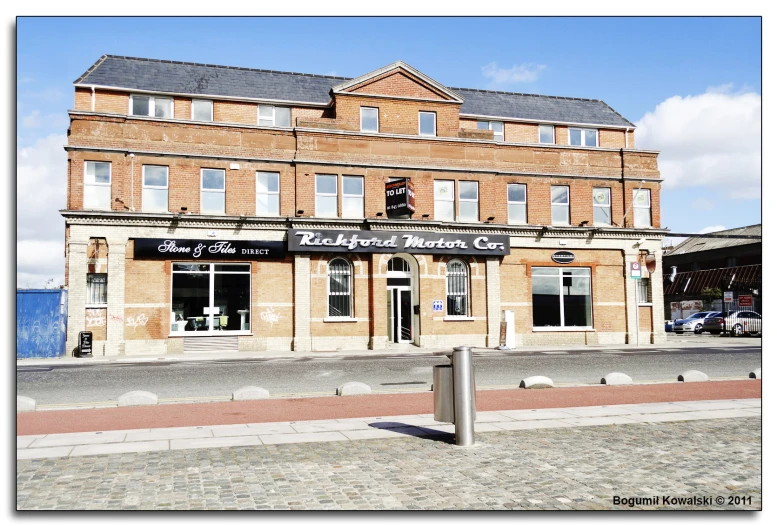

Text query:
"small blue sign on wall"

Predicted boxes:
[[432, 300, 444, 312]]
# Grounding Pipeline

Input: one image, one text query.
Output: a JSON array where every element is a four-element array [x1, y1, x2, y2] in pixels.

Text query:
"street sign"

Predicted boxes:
[[738, 295, 753, 308], [724, 291, 734, 303], [630, 261, 642, 279]]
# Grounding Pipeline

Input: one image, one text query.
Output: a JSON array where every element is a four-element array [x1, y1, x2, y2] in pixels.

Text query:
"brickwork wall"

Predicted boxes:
[[600, 129, 626, 148], [253, 258, 294, 338], [348, 70, 448, 100], [174, 97, 191, 120], [75, 88, 91, 111], [213, 100, 257, 125], [309, 254, 370, 340], [333, 94, 461, 137], [94, 90, 128, 114]]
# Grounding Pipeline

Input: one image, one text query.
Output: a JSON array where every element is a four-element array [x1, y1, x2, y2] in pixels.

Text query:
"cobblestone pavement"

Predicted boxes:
[[17, 417, 760, 510]]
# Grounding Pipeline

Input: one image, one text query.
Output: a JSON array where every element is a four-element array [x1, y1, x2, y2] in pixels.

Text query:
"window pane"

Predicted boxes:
[[173, 264, 209, 272], [275, 107, 291, 127], [635, 208, 651, 227], [132, 96, 150, 116], [342, 176, 363, 196], [459, 201, 478, 222], [584, 129, 597, 146], [142, 188, 168, 212], [419, 112, 436, 135], [552, 205, 569, 225], [201, 191, 225, 214], [569, 128, 582, 146], [434, 180, 453, 200], [477, 121, 489, 130], [154, 98, 173, 118], [551, 186, 569, 204], [258, 106, 273, 118], [361, 108, 378, 132], [86, 162, 111, 184], [634, 189, 650, 207], [593, 188, 610, 205], [87, 274, 107, 304], [594, 206, 611, 226], [192, 100, 212, 121], [491, 121, 504, 134], [508, 203, 526, 224], [435, 201, 454, 222], [539, 126, 554, 144], [172, 272, 210, 332], [257, 172, 279, 193], [459, 181, 478, 200], [256, 192, 280, 216], [213, 272, 251, 331], [202, 170, 225, 190], [143, 166, 168, 187], [563, 275, 592, 326], [342, 196, 363, 218], [532, 272, 561, 327], [508, 184, 526, 203], [316, 174, 337, 194], [84, 186, 111, 210], [316, 195, 337, 217]]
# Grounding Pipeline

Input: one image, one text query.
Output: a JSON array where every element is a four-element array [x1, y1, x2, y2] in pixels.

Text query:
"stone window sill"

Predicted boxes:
[[324, 317, 358, 323], [444, 316, 475, 321], [532, 326, 595, 332]]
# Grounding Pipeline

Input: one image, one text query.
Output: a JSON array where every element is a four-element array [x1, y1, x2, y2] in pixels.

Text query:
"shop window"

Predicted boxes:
[[507, 183, 527, 224], [569, 127, 598, 147], [192, 99, 213, 122], [171, 263, 251, 333], [593, 187, 611, 226], [446, 259, 469, 317], [84, 161, 111, 210], [434, 180, 454, 221], [637, 278, 651, 304], [419, 111, 436, 136], [86, 274, 107, 305], [633, 189, 651, 227], [256, 172, 280, 216], [539, 125, 555, 144], [477, 120, 504, 142], [327, 258, 352, 318], [342, 176, 364, 218], [142, 165, 169, 213], [200, 168, 225, 214], [360, 107, 379, 132], [551, 185, 570, 225], [257, 105, 291, 127], [315, 174, 338, 218], [532, 267, 592, 328], [130, 94, 173, 118]]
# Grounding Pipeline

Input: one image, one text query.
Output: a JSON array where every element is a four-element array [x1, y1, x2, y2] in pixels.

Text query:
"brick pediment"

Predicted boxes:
[[332, 61, 463, 103]]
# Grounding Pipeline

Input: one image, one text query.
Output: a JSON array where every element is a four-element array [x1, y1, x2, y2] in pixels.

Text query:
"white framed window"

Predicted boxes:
[[477, 121, 504, 142], [458, 181, 479, 222], [83, 161, 111, 210], [360, 107, 379, 133], [434, 180, 454, 221], [342, 176, 364, 219], [508, 183, 527, 224], [532, 267, 592, 328], [86, 274, 107, 305], [593, 187, 611, 226], [328, 258, 353, 318], [130, 94, 173, 118], [191, 99, 213, 122], [200, 168, 225, 214], [633, 189, 652, 227], [539, 125, 555, 144], [446, 259, 469, 316], [142, 165, 169, 213], [257, 105, 291, 127], [256, 172, 280, 216], [419, 111, 436, 136], [551, 185, 570, 225], [315, 174, 338, 218], [637, 278, 652, 304], [569, 127, 598, 147]]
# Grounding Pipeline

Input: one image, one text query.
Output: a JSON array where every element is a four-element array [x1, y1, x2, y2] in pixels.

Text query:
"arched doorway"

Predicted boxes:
[[386, 255, 419, 345]]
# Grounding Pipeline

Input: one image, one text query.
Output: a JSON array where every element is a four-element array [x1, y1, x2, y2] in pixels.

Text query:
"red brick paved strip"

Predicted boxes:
[[17, 380, 760, 436]]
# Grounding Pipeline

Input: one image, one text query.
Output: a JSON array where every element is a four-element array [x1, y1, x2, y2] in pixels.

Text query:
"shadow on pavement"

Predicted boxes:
[[369, 422, 455, 444]]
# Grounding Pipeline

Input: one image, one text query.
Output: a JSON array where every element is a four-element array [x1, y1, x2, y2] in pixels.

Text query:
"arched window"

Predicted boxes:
[[328, 258, 352, 317], [446, 259, 469, 316]]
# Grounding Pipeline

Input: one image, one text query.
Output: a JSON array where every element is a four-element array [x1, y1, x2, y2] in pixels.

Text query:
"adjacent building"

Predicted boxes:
[[62, 55, 666, 356]]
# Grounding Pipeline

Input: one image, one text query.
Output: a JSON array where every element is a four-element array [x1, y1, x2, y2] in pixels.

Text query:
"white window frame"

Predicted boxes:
[[434, 180, 455, 222], [592, 187, 612, 226], [637, 278, 652, 305], [539, 125, 555, 144], [141, 165, 169, 213], [477, 121, 504, 142], [507, 183, 527, 225], [457, 181, 479, 222], [83, 161, 112, 210], [446, 259, 470, 317], [129, 94, 174, 118], [257, 105, 291, 127], [315, 174, 339, 218], [568, 127, 599, 147], [341, 175, 364, 219], [633, 189, 652, 227], [360, 107, 379, 133], [551, 185, 570, 226], [532, 267, 593, 330], [200, 168, 226, 215], [191, 99, 213, 122], [256, 171, 280, 217], [419, 111, 437, 137], [327, 257, 354, 319]]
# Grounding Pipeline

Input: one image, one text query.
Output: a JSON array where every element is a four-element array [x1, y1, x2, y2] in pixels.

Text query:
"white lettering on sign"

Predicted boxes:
[[294, 231, 505, 253], [208, 241, 237, 255], [157, 240, 191, 254]]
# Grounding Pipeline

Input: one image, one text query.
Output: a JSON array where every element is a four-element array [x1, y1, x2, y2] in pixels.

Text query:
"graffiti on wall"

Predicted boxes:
[[260, 307, 280, 329], [85, 310, 106, 327], [126, 313, 149, 331]]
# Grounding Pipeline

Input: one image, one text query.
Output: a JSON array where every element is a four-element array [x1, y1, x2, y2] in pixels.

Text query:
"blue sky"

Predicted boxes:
[[16, 16, 762, 287]]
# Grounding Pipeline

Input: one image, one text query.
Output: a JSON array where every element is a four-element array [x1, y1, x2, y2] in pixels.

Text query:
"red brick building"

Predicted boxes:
[[62, 56, 666, 356]]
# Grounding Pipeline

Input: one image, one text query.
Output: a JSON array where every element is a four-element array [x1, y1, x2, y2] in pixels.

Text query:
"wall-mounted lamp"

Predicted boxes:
[[422, 214, 430, 220], [579, 220, 589, 227], [296, 210, 304, 216], [376, 212, 383, 217], [180, 207, 187, 212], [487, 216, 495, 222]]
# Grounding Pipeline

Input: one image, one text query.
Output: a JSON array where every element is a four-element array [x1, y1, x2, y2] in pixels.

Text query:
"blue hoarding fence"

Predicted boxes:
[[16, 289, 68, 359]]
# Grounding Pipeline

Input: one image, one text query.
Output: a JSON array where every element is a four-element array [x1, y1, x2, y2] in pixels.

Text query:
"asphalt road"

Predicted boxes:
[[17, 344, 761, 406]]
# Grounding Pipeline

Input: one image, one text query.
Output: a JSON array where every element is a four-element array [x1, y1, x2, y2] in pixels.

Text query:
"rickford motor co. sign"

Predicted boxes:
[[287, 229, 510, 256]]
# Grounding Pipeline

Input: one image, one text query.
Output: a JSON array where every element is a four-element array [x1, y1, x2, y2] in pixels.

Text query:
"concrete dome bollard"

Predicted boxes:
[[336, 382, 372, 396], [17, 396, 36, 412], [118, 390, 159, 406], [749, 368, 761, 379], [677, 370, 709, 383], [232, 386, 270, 400], [601, 372, 633, 386], [519, 376, 554, 389]]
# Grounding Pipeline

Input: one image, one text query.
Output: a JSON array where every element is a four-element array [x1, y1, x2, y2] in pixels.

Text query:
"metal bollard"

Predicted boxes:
[[452, 346, 476, 446]]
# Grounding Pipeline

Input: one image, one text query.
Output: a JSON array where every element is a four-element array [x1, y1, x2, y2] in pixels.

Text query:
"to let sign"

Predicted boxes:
[[385, 179, 415, 218], [738, 295, 753, 307]]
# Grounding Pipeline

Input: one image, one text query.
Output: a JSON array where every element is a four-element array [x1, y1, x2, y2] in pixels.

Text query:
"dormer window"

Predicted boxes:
[[360, 107, 379, 132], [419, 111, 436, 137], [477, 121, 504, 142], [258, 106, 291, 127], [569, 127, 598, 147], [130, 95, 173, 118]]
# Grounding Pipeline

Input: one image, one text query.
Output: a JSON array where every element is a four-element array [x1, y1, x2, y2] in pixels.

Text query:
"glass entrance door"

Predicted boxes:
[[387, 287, 412, 343]]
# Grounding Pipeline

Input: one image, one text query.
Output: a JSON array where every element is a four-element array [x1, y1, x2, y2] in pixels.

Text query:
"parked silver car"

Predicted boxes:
[[673, 311, 720, 334], [702, 311, 762, 336]]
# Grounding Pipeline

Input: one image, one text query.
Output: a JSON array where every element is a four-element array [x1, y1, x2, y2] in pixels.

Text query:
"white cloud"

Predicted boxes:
[[635, 87, 761, 200], [22, 110, 41, 128], [16, 134, 67, 288], [481, 62, 546, 85]]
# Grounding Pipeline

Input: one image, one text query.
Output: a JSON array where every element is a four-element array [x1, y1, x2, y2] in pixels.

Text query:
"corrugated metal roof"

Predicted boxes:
[[664, 224, 761, 256], [663, 264, 761, 296], [74, 55, 634, 127]]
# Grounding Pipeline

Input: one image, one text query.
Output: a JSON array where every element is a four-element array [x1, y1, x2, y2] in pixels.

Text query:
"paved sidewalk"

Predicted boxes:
[[17, 398, 760, 460]]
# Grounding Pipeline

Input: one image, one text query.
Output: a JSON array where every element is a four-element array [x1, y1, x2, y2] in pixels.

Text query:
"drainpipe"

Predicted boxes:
[[91, 87, 95, 112]]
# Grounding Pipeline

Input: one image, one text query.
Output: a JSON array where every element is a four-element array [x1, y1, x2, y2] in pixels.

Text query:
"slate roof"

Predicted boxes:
[[664, 224, 762, 256], [75, 55, 634, 127]]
